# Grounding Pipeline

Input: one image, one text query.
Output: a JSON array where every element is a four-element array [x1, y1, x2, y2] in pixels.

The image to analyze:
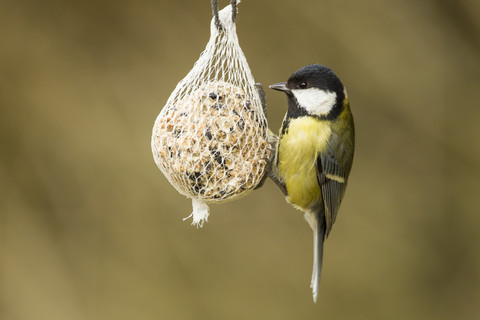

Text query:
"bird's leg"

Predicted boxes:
[[255, 133, 288, 196], [254, 82, 269, 190], [253, 83, 287, 195], [255, 83, 267, 118], [268, 168, 288, 196]]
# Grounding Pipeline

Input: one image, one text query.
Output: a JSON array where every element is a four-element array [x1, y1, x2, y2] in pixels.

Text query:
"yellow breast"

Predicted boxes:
[[277, 117, 331, 210]]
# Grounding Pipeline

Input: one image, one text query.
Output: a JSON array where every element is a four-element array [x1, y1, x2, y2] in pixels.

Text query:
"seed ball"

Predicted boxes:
[[152, 81, 271, 202]]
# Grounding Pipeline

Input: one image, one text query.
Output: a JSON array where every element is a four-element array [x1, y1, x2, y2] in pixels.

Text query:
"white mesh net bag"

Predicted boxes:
[[151, 1, 271, 227]]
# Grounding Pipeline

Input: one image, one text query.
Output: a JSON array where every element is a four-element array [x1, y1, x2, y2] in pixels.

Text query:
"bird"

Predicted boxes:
[[269, 64, 355, 302]]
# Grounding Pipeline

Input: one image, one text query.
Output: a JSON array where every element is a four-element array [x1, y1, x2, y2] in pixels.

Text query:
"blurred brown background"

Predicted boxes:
[[1, 0, 480, 319]]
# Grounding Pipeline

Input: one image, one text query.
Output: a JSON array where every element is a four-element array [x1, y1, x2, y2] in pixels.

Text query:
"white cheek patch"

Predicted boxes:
[[291, 88, 337, 116]]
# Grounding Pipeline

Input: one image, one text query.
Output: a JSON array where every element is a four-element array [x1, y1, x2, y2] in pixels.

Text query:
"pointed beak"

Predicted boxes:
[[269, 82, 289, 92]]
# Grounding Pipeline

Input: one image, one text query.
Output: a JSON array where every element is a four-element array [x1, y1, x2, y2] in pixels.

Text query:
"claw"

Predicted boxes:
[[255, 83, 267, 118]]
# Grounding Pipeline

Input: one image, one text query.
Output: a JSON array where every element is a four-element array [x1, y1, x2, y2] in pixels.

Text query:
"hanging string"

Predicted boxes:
[[230, 0, 237, 23], [211, 0, 222, 30], [211, 0, 237, 30]]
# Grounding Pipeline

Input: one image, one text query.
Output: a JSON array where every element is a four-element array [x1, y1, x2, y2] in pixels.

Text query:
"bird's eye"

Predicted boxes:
[[299, 82, 307, 89]]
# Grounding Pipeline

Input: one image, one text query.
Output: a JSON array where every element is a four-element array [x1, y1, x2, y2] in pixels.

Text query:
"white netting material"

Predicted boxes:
[[151, 4, 271, 227]]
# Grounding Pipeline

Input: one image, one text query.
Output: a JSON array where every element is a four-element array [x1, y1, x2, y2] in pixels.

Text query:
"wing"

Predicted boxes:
[[316, 133, 353, 236]]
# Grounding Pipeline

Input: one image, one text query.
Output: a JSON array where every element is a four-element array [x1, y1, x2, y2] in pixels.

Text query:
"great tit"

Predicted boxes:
[[270, 64, 355, 302]]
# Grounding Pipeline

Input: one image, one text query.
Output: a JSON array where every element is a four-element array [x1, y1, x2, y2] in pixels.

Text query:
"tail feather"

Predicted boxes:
[[305, 210, 326, 303]]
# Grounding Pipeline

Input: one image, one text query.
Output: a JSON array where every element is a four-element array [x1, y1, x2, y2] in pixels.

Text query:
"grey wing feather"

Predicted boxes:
[[320, 179, 346, 236], [316, 134, 351, 236]]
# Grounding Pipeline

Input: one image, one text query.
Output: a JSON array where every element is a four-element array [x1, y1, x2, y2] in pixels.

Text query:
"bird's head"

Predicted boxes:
[[270, 64, 346, 119]]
